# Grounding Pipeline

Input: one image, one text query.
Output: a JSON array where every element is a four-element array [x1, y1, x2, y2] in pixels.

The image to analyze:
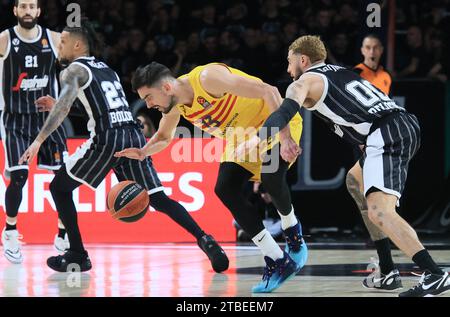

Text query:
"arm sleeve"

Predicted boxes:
[[258, 98, 300, 140]]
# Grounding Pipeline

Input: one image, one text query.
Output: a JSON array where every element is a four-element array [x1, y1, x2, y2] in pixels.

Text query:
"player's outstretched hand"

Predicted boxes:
[[19, 141, 41, 165], [35, 95, 56, 112], [280, 136, 302, 163], [114, 148, 146, 161]]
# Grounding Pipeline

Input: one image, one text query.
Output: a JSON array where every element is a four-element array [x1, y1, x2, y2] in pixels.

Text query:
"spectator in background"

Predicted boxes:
[[220, 30, 245, 69], [281, 19, 301, 48], [259, 0, 284, 34], [241, 27, 266, 78], [122, 0, 139, 30], [397, 25, 432, 78], [354, 34, 392, 95], [327, 32, 354, 67], [425, 29, 449, 82], [260, 32, 285, 84], [198, 28, 221, 64], [192, 4, 220, 34], [311, 9, 334, 42], [183, 31, 201, 71]]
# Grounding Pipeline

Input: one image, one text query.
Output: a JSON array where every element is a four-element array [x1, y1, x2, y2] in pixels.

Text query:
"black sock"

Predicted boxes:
[[5, 223, 17, 231], [58, 228, 66, 238], [150, 191, 206, 240], [374, 238, 395, 274], [412, 249, 444, 275], [50, 167, 85, 253]]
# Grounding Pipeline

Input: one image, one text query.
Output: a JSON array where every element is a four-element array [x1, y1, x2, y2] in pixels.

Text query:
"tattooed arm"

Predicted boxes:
[[35, 63, 88, 143], [19, 63, 89, 164]]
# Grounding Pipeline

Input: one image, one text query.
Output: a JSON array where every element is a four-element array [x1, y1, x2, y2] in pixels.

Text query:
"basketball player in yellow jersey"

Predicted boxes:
[[115, 62, 308, 293]]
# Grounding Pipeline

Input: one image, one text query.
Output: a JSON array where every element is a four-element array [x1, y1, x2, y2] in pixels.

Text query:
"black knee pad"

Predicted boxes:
[[9, 170, 28, 188]]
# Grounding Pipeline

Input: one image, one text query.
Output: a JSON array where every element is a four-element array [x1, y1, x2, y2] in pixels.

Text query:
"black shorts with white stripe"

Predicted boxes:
[[65, 125, 163, 194], [0, 111, 68, 176], [362, 111, 421, 200]]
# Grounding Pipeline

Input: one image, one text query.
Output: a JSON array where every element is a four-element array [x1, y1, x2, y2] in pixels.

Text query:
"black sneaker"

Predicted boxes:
[[198, 234, 229, 273], [399, 271, 450, 297], [47, 250, 92, 273], [362, 269, 403, 291]]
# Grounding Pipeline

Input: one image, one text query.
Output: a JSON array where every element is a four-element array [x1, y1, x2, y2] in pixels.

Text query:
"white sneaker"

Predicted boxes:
[[53, 233, 70, 254], [1, 228, 23, 264]]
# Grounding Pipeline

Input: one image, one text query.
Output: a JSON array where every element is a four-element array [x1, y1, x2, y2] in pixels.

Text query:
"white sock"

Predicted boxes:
[[252, 229, 283, 260], [278, 205, 298, 230]]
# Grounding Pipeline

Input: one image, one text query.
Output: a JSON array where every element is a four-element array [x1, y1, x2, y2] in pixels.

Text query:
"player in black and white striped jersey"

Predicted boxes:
[[242, 35, 449, 297], [0, 0, 69, 264], [19, 20, 229, 274]]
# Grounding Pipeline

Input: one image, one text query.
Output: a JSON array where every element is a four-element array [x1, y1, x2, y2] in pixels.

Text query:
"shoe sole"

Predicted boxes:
[[423, 287, 450, 297], [252, 266, 298, 293], [4, 252, 23, 264], [362, 281, 403, 292]]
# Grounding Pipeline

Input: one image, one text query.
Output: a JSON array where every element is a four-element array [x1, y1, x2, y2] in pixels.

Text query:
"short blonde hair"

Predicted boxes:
[[289, 35, 327, 63]]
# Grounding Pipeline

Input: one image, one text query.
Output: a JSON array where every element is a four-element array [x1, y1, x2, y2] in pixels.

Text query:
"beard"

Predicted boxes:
[[17, 15, 38, 29], [293, 65, 303, 81], [162, 96, 177, 114], [58, 58, 70, 68]]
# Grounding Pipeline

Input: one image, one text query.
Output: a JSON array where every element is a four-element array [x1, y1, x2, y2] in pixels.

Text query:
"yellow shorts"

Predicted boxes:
[[220, 113, 303, 182]]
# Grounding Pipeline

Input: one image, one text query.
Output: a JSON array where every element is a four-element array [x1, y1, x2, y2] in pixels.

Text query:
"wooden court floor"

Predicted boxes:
[[0, 243, 449, 297]]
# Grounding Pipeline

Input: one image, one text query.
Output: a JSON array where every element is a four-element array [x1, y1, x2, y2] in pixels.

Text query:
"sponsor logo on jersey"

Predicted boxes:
[[41, 38, 49, 48], [12, 73, 49, 92], [197, 96, 212, 110]]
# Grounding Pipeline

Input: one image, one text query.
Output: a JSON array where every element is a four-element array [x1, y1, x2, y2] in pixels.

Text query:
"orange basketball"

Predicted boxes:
[[107, 181, 149, 223]]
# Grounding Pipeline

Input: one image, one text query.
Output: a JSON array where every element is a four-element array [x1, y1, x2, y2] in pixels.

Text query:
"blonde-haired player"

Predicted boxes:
[[243, 35, 449, 297]]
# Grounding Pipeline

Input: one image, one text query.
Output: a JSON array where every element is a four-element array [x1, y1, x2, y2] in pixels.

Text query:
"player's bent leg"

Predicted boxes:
[[366, 190, 449, 297], [366, 190, 423, 258], [214, 162, 265, 237], [260, 149, 307, 271], [150, 190, 229, 273], [346, 164, 400, 289], [47, 166, 92, 272], [2, 169, 28, 264]]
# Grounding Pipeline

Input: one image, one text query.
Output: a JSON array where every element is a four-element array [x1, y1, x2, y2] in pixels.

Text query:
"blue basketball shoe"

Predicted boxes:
[[252, 252, 298, 293], [283, 222, 308, 271]]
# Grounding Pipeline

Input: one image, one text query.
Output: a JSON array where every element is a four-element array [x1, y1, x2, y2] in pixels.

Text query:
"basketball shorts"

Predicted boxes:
[[361, 111, 421, 200], [0, 111, 68, 178], [65, 125, 163, 194], [221, 113, 303, 181]]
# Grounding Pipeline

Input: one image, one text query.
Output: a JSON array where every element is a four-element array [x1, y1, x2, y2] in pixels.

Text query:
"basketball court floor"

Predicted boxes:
[[1, 242, 449, 297]]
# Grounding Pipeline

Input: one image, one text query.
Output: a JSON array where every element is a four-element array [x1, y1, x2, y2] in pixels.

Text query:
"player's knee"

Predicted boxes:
[[214, 179, 231, 201], [260, 172, 283, 192], [149, 190, 171, 211], [9, 170, 28, 188], [49, 178, 62, 196]]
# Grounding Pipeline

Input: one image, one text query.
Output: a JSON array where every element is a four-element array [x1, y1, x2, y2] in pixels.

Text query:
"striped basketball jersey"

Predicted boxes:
[[0, 25, 59, 113], [72, 56, 135, 136], [304, 63, 404, 145], [176, 63, 271, 139]]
